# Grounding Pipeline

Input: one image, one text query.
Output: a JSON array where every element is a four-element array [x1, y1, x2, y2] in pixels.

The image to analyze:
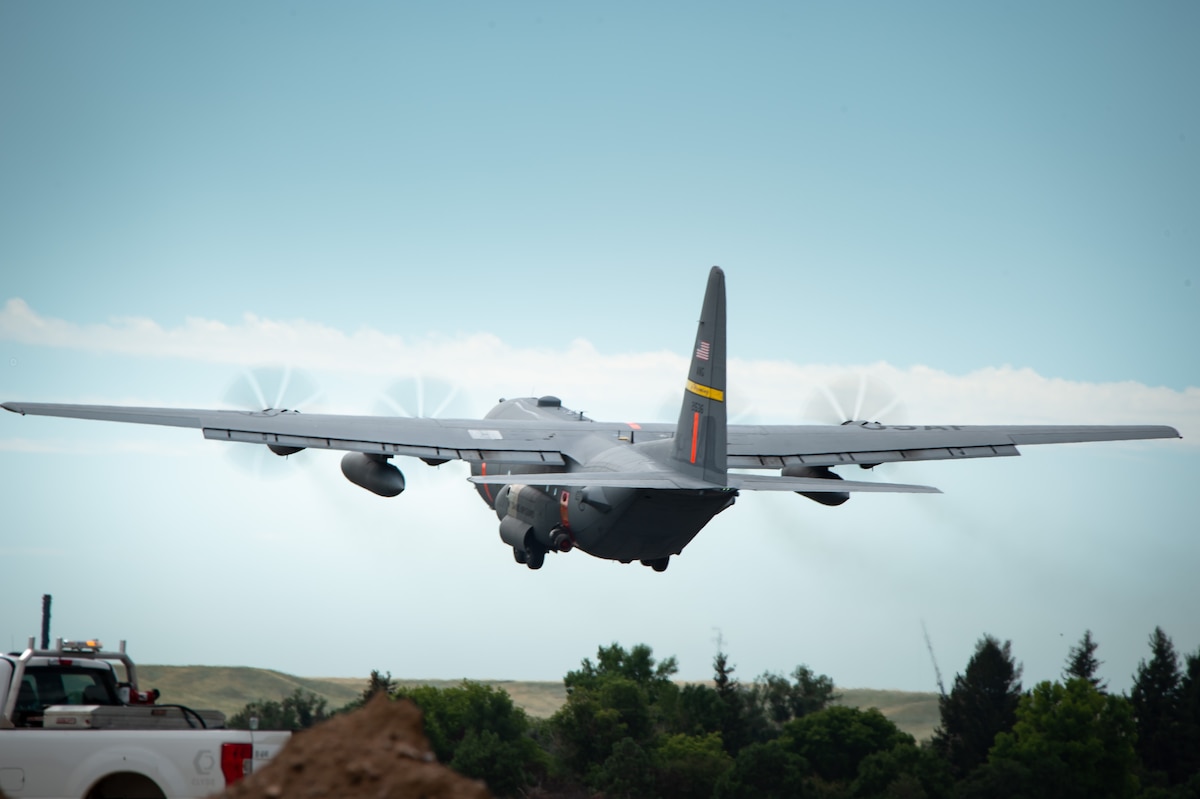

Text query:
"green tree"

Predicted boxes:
[[712, 648, 755, 754], [395, 680, 543, 797], [363, 669, 396, 701], [1131, 627, 1183, 783], [852, 742, 953, 799], [550, 680, 640, 780], [756, 671, 795, 725], [791, 666, 841, 717], [952, 757, 1034, 799], [228, 687, 329, 730], [672, 682, 726, 737], [336, 668, 398, 713], [552, 642, 680, 784], [655, 732, 734, 799], [565, 642, 679, 695], [1063, 630, 1106, 692], [987, 679, 1139, 799], [714, 649, 737, 698], [931, 634, 1022, 779], [1179, 648, 1200, 781], [447, 728, 537, 798], [782, 705, 912, 784], [592, 736, 658, 799], [751, 664, 840, 729], [714, 740, 810, 799]]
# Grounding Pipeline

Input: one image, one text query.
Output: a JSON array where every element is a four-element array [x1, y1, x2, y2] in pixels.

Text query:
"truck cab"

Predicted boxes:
[[1, 638, 213, 731], [5, 655, 120, 727]]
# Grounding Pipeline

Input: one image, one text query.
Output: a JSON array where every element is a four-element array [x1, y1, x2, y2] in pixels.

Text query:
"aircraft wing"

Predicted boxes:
[[726, 423, 1182, 469], [3, 403, 1179, 473], [0, 402, 580, 466]]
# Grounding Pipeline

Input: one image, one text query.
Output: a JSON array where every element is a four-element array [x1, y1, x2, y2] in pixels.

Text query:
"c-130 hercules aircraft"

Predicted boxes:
[[3, 267, 1181, 571]]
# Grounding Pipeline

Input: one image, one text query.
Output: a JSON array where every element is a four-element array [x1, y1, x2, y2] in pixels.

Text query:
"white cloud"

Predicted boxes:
[[3, 298, 1196, 441]]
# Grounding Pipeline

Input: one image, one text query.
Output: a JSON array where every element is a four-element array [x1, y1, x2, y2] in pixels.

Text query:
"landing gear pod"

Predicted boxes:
[[495, 484, 570, 569], [340, 452, 406, 497]]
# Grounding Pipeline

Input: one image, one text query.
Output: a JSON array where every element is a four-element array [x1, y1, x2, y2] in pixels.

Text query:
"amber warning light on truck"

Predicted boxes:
[[61, 639, 103, 652]]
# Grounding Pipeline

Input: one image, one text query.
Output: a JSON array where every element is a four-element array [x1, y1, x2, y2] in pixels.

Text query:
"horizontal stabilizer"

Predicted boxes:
[[469, 471, 726, 490], [727, 474, 941, 493]]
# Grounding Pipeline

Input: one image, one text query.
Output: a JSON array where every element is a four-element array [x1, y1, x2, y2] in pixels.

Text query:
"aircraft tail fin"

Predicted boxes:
[[670, 266, 728, 485]]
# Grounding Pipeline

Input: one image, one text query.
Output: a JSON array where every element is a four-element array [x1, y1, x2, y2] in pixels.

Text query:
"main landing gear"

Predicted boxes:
[[641, 557, 670, 572]]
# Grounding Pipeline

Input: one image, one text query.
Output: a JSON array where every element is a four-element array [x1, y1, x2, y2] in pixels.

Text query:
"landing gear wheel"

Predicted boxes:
[[513, 547, 528, 565], [641, 557, 670, 572], [526, 547, 545, 570]]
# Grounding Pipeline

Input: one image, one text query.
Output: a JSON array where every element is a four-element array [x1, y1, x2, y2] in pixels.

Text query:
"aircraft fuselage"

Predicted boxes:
[[469, 396, 735, 568]]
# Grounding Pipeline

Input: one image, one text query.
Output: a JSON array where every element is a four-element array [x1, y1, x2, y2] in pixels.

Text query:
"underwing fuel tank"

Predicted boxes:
[[340, 452, 406, 497], [784, 464, 850, 506]]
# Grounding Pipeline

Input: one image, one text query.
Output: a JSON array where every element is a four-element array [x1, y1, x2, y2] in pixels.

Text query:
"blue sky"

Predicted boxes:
[[2, 2, 1197, 694]]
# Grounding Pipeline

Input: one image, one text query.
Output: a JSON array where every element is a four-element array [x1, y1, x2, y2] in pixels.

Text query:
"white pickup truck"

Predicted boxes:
[[0, 638, 290, 799]]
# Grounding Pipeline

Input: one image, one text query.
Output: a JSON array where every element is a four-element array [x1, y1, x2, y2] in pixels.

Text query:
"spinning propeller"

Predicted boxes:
[[221, 366, 323, 477], [374, 376, 471, 419], [791, 372, 905, 505], [802, 372, 904, 427]]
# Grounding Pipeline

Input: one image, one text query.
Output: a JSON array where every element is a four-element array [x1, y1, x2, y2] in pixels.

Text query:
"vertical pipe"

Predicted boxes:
[[40, 594, 51, 650]]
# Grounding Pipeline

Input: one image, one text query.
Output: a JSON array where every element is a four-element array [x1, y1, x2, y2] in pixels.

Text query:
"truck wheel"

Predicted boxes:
[[86, 772, 166, 799]]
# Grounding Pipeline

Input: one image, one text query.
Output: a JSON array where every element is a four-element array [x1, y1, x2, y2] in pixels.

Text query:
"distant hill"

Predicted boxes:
[[832, 688, 942, 742], [137, 666, 939, 740], [136, 666, 569, 722], [135, 665, 367, 717]]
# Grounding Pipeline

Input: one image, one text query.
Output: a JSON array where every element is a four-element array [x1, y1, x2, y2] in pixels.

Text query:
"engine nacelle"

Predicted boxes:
[[784, 464, 850, 507], [340, 452, 405, 497]]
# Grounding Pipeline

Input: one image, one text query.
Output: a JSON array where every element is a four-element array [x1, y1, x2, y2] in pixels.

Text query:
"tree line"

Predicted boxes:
[[228, 627, 1200, 798]]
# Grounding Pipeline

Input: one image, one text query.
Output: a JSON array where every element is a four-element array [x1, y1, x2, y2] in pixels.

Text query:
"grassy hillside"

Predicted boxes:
[[137, 666, 569, 722], [834, 688, 941, 742], [137, 666, 938, 740], [135, 666, 365, 718]]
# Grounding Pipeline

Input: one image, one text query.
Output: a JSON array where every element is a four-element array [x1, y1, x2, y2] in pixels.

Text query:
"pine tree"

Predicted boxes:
[[713, 651, 735, 696], [1179, 649, 1200, 781], [1063, 629, 1107, 692], [1130, 626, 1182, 782], [712, 648, 753, 755], [931, 634, 1023, 778]]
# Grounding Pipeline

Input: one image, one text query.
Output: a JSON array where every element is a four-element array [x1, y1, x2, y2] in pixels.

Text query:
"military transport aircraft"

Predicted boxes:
[[2, 267, 1181, 572]]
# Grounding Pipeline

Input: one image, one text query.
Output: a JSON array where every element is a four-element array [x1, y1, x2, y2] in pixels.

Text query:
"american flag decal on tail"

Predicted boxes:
[[695, 341, 711, 361]]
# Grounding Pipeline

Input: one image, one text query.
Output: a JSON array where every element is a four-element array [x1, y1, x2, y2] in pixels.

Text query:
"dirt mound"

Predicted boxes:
[[217, 694, 492, 799]]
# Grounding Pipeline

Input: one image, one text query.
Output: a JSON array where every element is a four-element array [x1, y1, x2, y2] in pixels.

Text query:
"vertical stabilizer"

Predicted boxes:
[[671, 266, 728, 485]]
